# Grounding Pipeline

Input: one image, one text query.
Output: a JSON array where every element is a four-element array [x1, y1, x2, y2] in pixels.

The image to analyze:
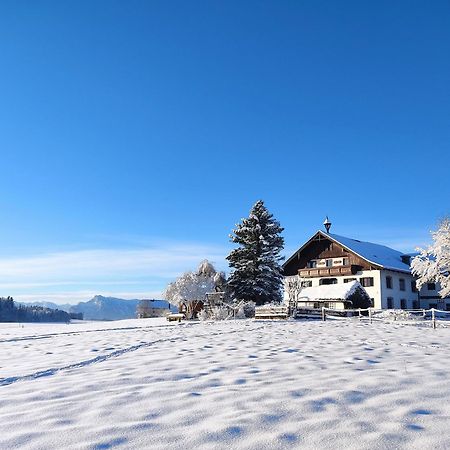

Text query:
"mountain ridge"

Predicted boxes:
[[21, 295, 175, 321]]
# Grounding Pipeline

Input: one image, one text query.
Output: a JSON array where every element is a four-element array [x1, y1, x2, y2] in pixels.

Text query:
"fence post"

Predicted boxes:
[[432, 308, 436, 329], [423, 309, 426, 318], [358, 308, 361, 321], [322, 307, 326, 322], [369, 308, 372, 324]]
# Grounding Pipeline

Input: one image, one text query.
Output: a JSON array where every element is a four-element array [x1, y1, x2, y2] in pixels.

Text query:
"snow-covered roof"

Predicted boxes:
[[298, 280, 361, 301], [284, 230, 412, 274], [327, 232, 411, 273]]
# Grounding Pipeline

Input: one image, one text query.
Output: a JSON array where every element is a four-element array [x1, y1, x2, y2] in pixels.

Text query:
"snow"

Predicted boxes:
[[328, 233, 412, 273], [298, 280, 361, 301], [1, 319, 450, 449]]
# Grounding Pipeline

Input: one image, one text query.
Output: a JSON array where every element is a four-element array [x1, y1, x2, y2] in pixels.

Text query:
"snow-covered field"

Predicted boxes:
[[1, 318, 449, 450]]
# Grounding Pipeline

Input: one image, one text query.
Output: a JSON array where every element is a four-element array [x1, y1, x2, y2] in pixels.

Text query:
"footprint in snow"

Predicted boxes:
[[410, 409, 433, 415], [93, 437, 127, 449], [278, 433, 299, 443], [406, 424, 424, 431]]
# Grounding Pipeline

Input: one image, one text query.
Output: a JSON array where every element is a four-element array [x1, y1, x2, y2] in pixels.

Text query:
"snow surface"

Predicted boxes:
[[298, 280, 360, 301], [1, 319, 450, 449]]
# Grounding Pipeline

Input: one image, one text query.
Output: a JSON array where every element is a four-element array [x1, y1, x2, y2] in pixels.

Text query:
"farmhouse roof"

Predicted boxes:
[[284, 230, 412, 273]]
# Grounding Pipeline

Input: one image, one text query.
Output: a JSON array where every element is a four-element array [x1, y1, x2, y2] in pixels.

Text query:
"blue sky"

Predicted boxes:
[[1, 1, 449, 303]]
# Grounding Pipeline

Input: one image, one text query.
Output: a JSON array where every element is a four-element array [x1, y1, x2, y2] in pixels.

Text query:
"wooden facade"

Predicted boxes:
[[283, 232, 379, 277]]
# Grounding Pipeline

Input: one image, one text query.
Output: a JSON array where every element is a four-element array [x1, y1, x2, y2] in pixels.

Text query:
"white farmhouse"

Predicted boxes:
[[283, 221, 450, 310]]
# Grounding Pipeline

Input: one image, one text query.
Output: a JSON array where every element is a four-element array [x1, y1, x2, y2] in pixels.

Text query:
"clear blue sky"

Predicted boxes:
[[0, 1, 449, 303]]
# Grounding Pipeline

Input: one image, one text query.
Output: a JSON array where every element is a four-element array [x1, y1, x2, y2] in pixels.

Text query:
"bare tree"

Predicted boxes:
[[284, 275, 306, 313], [164, 260, 218, 319]]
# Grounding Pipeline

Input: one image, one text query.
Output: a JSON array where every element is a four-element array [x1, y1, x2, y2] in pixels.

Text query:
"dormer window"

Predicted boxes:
[[307, 260, 317, 268], [401, 255, 411, 265]]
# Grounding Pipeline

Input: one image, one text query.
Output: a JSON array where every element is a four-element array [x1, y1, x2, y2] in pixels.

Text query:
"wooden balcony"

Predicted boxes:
[[298, 265, 358, 278]]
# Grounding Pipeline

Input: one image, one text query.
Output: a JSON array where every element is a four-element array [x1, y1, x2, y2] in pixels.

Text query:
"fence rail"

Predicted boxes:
[[318, 307, 450, 328], [255, 305, 289, 320]]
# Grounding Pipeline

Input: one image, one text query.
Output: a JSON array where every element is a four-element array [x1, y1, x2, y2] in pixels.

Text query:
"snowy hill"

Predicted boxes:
[[1, 319, 450, 449]]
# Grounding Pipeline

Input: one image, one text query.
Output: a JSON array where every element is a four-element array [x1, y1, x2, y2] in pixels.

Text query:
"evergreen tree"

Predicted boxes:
[[227, 200, 284, 305]]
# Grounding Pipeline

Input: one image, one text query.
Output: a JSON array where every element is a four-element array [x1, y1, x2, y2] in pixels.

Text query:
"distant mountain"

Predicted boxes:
[[19, 301, 72, 312], [68, 295, 176, 321], [68, 296, 139, 321], [20, 295, 175, 321]]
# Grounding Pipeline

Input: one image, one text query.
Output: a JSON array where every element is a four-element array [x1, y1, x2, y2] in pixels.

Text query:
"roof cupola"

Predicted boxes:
[[323, 216, 332, 234]]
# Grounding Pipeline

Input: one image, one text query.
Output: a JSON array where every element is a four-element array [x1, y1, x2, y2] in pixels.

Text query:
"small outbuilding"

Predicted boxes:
[[296, 281, 371, 310], [137, 299, 173, 318]]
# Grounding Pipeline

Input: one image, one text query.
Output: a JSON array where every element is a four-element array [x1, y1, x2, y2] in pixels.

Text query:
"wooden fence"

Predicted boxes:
[[320, 307, 450, 329]]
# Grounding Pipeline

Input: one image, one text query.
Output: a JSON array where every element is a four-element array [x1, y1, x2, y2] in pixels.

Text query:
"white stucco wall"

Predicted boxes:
[[284, 269, 421, 310], [379, 269, 419, 309], [284, 271, 383, 307]]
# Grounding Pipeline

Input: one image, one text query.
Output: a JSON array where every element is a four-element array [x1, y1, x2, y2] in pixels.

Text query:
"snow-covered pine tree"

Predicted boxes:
[[411, 218, 450, 297], [226, 200, 285, 305]]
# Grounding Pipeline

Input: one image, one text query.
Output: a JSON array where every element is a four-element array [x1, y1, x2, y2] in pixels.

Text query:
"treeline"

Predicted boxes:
[[0, 297, 71, 323]]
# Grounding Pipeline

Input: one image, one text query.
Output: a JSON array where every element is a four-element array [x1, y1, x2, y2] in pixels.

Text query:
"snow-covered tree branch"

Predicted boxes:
[[411, 218, 450, 298], [164, 260, 223, 319]]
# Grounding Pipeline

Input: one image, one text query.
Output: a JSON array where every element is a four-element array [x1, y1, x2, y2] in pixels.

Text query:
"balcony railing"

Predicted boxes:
[[298, 265, 357, 278]]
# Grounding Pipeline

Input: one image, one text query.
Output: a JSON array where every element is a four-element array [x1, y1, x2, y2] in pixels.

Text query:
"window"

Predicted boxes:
[[429, 303, 437, 309], [427, 283, 436, 291], [399, 279, 405, 291], [301, 280, 312, 288], [360, 277, 374, 287], [411, 280, 417, 292], [386, 276, 393, 289], [307, 260, 317, 268], [325, 259, 333, 267], [412, 300, 420, 309], [319, 278, 337, 285], [400, 299, 407, 309], [323, 302, 329, 308], [313, 302, 319, 309], [387, 297, 394, 309], [342, 257, 349, 266], [344, 278, 356, 283]]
